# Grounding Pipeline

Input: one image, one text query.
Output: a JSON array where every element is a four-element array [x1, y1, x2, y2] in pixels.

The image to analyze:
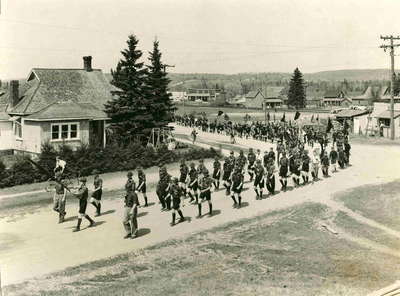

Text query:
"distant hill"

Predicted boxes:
[[303, 69, 392, 81]]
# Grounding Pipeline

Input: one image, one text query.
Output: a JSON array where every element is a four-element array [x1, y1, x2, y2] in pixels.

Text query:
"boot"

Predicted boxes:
[[254, 188, 259, 199], [208, 203, 213, 216], [238, 196, 242, 208], [58, 213, 65, 224], [73, 218, 82, 232], [178, 210, 185, 223], [231, 195, 237, 207], [197, 204, 202, 218], [144, 195, 148, 207], [96, 203, 101, 216], [85, 214, 95, 227]]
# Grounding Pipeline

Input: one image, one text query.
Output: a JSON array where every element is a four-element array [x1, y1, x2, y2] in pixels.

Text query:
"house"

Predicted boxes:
[[0, 56, 116, 154], [322, 90, 352, 107], [371, 102, 400, 138], [186, 88, 220, 102], [335, 109, 370, 134], [264, 87, 284, 109], [243, 89, 265, 109], [170, 91, 187, 102]]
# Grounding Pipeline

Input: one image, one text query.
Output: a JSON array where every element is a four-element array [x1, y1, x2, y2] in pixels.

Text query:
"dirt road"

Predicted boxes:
[[1, 124, 399, 287]]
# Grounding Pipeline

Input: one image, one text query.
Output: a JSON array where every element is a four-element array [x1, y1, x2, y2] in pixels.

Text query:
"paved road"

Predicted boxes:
[[0, 124, 399, 286]]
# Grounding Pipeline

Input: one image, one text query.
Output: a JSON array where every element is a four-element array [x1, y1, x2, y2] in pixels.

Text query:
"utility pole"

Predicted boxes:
[[380, 35, 400, 140], [163, 64, 175, 73]]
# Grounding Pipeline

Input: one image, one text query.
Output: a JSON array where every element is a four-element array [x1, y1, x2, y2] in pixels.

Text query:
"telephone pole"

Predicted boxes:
[[380, 35, 400, 140]]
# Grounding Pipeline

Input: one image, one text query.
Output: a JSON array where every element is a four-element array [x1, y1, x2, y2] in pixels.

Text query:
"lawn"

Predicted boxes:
[[335, 180, 400, 231], [5, 202, 400, 296]]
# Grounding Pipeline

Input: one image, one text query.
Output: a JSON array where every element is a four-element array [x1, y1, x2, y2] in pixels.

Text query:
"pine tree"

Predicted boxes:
[[145, 39, 176, 129], [287, 68, 306, 109], [104, 34, 149, 145]]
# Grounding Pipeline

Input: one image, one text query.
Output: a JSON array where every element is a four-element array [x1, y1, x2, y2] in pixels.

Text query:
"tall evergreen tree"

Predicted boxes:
[[104, 34, 149, 144], [287, 68, 306, 109], [145, 39, 176, 129]]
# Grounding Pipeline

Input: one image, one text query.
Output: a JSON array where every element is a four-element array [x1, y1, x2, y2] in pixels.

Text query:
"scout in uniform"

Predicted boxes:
[[253, 159, 265, 200], [301, 150, 310, 184], [123, 171, 139, 239], [236, 150, 247, 174], [255, 149, 262, 162], [169, 178, 185, 226], [212, 156, 221, 190], [268, 147, 275, 165], [136, 166, 148, 207], [179, 159, 189, 197], [72, 177, 95, 232], [53, 172, 67, 223], [247, 148, 256, 181], [291, 154, 301, 187], [222, 157, 233, 196], [228, 151, 236, 168], [276, 140, 284, 163], [321, 151, 330, 177], [263, 151, 270, 169], [329, 146, 338, 172], [266, 158, 276, 195], [156, 166, 168, 210], [188, 162, 199, 204], [338, 147, 346, 169], [198, 170, 213, 217], [311, 148, 320, 181], [197, 159, 208, 184], [279, 152, 289, 191], [90, 171, 103, 216], [344, 139, 351, 166], [231, 167, 244, 208]]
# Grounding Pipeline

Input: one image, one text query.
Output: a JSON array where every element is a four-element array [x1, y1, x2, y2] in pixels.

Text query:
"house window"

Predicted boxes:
[[14, 119, 22, 139], [51, 122, 79, 141]]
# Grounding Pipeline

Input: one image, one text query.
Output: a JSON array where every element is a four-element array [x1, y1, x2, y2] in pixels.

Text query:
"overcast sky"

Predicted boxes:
[[1, 0, 400, 79]]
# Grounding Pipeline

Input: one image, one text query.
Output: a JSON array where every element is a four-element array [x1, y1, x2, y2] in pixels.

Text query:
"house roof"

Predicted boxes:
[[10, 68, 118, 117], [245, 90, 262, 99], [24, 102, 108, 121], [265, 86, 285, 98], [375, 110, 400, 119], [335, 109, 369, 118], [265, 98, 283, 103], [0, 104, 10, 121]]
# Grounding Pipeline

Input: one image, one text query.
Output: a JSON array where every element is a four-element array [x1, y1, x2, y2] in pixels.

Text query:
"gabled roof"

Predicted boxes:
[[265, 86, 285, 98], [0, 104, 10, 121], [24, 101, 108, 121], [324, 90, 347, 98], [10, 68, 118, 117], [375, 110, 400, 119], [245, 90, 262, 99]]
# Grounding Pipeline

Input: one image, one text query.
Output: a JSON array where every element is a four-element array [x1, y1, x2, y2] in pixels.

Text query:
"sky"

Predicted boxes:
[[1, 0, 400, 79]]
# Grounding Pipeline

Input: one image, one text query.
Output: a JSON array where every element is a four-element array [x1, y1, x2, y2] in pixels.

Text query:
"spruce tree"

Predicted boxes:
[[145, 39, 176, 129], [104, 34, 149, 144], [287, 68, 306, 109]]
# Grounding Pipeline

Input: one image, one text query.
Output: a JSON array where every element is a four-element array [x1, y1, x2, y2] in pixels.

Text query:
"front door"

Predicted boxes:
[[89, 120, 104, 147]]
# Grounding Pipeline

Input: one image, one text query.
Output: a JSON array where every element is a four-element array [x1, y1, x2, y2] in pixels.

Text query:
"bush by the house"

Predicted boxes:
[[0, 142, 220, 188]]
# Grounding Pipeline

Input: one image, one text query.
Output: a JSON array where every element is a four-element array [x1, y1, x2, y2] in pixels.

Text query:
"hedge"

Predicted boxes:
[[0, 142, 220, 189]]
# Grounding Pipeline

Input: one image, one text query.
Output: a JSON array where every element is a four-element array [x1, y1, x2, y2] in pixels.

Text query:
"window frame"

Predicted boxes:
[[50, 122, 80, 142], [13, 119, 23, 140]]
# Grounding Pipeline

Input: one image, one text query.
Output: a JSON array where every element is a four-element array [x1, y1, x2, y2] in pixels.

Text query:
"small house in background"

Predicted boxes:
[[264, 86, 284, 109], [243, 89, 265, 109], [170, 91, 187, 102], [371, 102, 400, 138], [335, 109, 370, 134], [322, 90, 352, 107], [0, 56, 116, 155], [351, 86, 376, 106], [186, 88, 220, 102]]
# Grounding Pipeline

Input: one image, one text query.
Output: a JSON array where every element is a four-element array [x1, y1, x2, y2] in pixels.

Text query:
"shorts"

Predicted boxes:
[[200, 190, 211, 201], [172, 197, 181, 210], [279, 167, 288, 178], [91, 189, 102, 200], [212, 169, 221, 179], [254, 177, 264, 188], [222, 171, 231, 181], [232, 184, 243, 194], [79, 200, 88, 214], [137, 182, 146, 193], [188, 180, 198, 191]]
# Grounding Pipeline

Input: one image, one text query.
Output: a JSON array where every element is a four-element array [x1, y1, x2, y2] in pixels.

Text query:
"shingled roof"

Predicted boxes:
[[9, 68, 117, 119]]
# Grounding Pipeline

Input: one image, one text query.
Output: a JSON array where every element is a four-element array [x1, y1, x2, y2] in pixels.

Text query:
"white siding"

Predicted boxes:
[[0, 121, 14, 150], [22, 120, 42, 153]]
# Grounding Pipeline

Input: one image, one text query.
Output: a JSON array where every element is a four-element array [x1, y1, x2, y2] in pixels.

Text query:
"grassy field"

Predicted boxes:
[[335, 180, 400, 231], [5, 200, 400, 296]]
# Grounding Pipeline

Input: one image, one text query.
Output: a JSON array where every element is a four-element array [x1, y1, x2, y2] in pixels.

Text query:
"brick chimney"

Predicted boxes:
[[9, 80, 19, 107], [83, 56, 92, 72]]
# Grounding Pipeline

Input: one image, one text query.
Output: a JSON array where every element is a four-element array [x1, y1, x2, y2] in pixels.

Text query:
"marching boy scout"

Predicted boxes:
[[72, 177, 95, 232], [253, 159, 265, 200], [212, 156, 221, 190], [53, 172, 67, 223], [123, 171, 139, 239], [90, 171, 103, 216], [136, 166, 148, 207], [198, 170, 213, 217], [169, 178, 185, 226]]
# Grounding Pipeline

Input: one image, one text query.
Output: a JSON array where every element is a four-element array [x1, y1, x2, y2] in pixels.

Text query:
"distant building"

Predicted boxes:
[[264, 87, 284, 109], [335, 109, 370, 134], [186, 88, 220, 102], [170, 91, 187, 102], [372, 102, 400, 138], [243, 89, 265, 109], [322, 90, 352, 107]]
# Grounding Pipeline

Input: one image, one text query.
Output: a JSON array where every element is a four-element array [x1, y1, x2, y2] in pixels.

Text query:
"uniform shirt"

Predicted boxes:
[[180, 164, 189, 177], [279, 157, 288, 169], [228, 156, 236, 167], [268, 151, 275, 161], [329, 150, 338, 162], [223, 161, 232, 173], [169, 183, 182, 199], [213, 160, 221, 170], [200, 176, 213, 191], [55, 181, 66, 195], [255, 153, 262, 162], [247, 152, 256, 164], [231, 173, 244, 187], [93, 178, 103, 189], [267, 164, 276, 178], [138, 171, 146, 184], [75, 184, 89, 201], [254, 164, 265, 177], [197, 164, 206, 175], [321, 155, 330, 166], [124, 191, 139, 207], [125, 178, 136, 193], [189, 168, 198, 182]]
